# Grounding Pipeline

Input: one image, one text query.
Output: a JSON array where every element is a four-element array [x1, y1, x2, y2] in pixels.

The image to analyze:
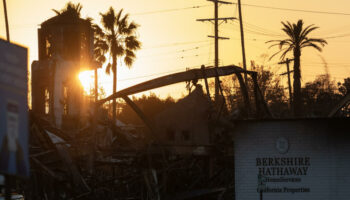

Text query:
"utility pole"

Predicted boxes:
[[3, 2, 12, 199], [3, 0, 10, 42], [279, 58, 294, 109], [197, 0, 235, 102], [237, 0, 247, 85]]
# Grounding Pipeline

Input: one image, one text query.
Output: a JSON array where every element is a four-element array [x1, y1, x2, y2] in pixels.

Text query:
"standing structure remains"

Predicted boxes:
[[155, 85, 212, 155], [31, 12, 94, 129]]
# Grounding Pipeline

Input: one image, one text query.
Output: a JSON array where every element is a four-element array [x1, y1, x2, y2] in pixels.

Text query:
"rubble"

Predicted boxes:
[[20, 63, 272, 199], [24, 110, 236, 200]]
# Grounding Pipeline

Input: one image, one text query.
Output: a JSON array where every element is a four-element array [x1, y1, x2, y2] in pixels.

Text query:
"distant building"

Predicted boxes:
[[154, 85, 212, 155], [31, 11, 95, 129]]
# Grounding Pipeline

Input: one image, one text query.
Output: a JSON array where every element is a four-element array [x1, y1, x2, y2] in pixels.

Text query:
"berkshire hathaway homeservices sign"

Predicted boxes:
[[233, 119, 350, 200]]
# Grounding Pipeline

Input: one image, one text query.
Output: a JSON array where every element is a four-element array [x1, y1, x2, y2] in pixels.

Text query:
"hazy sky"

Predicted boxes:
[[1, 0, 350, 99]]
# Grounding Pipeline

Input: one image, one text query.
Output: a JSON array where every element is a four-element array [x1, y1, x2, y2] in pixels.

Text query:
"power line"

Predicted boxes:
[[136, 47, 212, 64], [323, 33, 350, 39], [176, 46, 200, 53], [179, 53, 208, 59], [133, 5, 211, 15], [119, 69, 185, 82], [226, 19, 350, 41], [239, 21, 283, 36], [226, 21, 284, 37], [139, 43, 212, 58], [143, 40, 211, 49], [107, 65, 209, 83], [303, 61, 350, 65], [232, 2, 350, 16], [227, 19, 350, 39]]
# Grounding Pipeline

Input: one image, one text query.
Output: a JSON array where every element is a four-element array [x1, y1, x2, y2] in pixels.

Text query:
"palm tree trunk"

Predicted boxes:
[[112, 55, 117, 124], [293, 49, 302, 116]]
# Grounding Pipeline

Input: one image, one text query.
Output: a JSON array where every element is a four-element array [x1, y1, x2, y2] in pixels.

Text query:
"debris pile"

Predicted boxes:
[[24, 98, 236, 200], [23, 64, 270, 199]]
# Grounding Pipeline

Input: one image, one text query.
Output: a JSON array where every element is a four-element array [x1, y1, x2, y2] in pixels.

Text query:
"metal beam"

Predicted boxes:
[[122, 95, 155, 133], [328, 93, 350, 117], [98, 65, 254, 105]]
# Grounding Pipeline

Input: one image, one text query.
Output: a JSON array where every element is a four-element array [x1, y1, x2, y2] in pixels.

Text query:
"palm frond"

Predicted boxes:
[[266, 39, 282, 44], [124, 56, 134, 68], [105, 63, 112, 75], [127, 22, 138, 33], [113, 44, 125, 57], [125, 36, 141, 50], [301, 38, 327, 47], [279, 46, 294, 60], [53, 2, 82, 17], [281, 21, 296, 43], [52, 9, 61, 15], [118, 14, 130, 34], [300, 26, 318, 41], [300, 43, 323, 52], [268, 47, 287, 60], [125, 49, 136, 58], [100, 7, 116, 31], [116, 9, 123, 24]]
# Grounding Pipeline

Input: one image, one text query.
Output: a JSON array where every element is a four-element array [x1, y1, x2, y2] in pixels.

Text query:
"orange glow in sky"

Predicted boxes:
[[78, 71, 94, 95], [1, 0, 350, 99]]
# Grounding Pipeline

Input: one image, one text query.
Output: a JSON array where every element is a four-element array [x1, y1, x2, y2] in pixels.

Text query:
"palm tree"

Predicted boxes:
[[99, 7, 141, 123], [267, 19, 327, 116], [91, 23, 108, 102]]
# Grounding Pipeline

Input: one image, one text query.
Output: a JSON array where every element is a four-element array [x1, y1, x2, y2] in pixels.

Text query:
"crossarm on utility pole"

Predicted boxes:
[[197, 17, 236, 22], [278, 58, 294, 109], [207, 0, 232, 4], [207, 35, 230, 40]]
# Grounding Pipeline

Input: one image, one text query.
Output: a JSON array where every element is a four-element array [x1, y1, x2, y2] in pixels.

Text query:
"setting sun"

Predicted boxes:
[[78, 70, 95, 95]]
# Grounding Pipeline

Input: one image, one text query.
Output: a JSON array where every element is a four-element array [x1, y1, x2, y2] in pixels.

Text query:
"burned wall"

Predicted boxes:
[[155, 85, 211, 154]]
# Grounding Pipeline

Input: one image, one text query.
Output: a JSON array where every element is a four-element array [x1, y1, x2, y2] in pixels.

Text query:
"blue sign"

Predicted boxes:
[[0, 39, 29, 177]]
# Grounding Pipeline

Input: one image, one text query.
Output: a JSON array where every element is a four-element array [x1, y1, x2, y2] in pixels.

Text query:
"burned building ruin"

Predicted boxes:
[[31, 11, 94, 129]]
